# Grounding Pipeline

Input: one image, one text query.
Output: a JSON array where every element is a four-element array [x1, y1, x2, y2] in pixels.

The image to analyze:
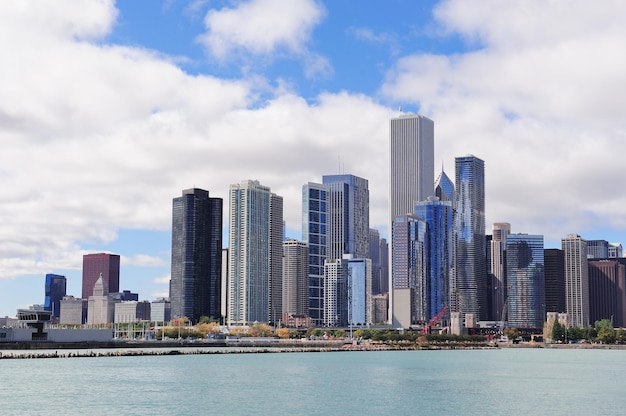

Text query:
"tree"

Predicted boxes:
[[195, 322, 220, 337], [595, 319, 615, 344], [552, 321, 565, 343], [567, 326, 584, 342], [616, 328, 626, 344], [503, 328, 520, 342], [276, 328, 290, 339], [333, 329, 346, 339], [248, 323, 273, 337]]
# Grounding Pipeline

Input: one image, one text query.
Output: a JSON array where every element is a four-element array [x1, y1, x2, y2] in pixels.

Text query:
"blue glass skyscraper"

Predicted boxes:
[[414, 197, 453, 324], [44, 274, 66, 319], [506, 234, 545, 328], [453, 155, 487, 321]]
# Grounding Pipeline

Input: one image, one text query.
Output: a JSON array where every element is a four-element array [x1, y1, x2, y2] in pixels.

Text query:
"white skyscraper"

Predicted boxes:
[[227, 180, 283, 326], [490, 222, 511, 321], [562, 234, 589, 327], [389, 113, 434, 327]]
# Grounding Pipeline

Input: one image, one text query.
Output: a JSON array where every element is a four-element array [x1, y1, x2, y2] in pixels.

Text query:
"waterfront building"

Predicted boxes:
[[114, 301, 151, 323], [82, 253, 120, 300], [587, 240, 609, 259], [227, 180, 283, 325], [506, 234, 545, 329], [391, 214, 427, 328], [303, 174, 369, 326], [562, 234, 589, 327], [170, 188, 223, 323], [544, 249, 566, 313], [44, 274, 66, 320], [414, 196, 453, 324], [346, 257, 373, 327], [87, 274, 118, 325], [371, 293, 389, 324], [323, 258, 348, 327], [389, 114, 434, 326], [151, 298, 171, 324], [588, 259, 626, 327], [453, 155, 487, 321], [282, 239, 309, 317], [489, 223, 511, 321], [59, 296, 86, 325]]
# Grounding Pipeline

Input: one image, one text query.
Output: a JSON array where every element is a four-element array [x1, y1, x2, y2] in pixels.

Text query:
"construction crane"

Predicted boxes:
[[420, 306, 449, 334]]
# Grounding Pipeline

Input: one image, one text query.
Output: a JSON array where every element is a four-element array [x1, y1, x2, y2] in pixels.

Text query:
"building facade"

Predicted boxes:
[[453, 155, 487, 322], [544, 249, 566, 313], [170, 188, 223, 323], [282, 239, 309, 317], [506, 234, 545, 328], [588, 259, 626, 327], [44, 274, 66, 320], [587, 240, 609, 259], [227, 180, 283, 325], [346, 257, 373, 327], [389, 114, 434, 326], [82, 253, 120, 300], [489, 223, 511, 321], [414, 197, 454, 325], [562, 234, 589, 327], [391, 214, 427, 328]]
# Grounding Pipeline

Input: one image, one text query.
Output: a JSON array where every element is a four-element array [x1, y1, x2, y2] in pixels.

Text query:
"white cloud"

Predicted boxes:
[[381, 0, 626, 243], [197, 0, 327, 76], [0, 1, 391, 281], [152, 274, 171, 285], [123, 255, 168, 268]]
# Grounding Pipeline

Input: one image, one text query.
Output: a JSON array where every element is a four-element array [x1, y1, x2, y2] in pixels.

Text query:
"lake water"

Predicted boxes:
[[1, 348, 625, 415]]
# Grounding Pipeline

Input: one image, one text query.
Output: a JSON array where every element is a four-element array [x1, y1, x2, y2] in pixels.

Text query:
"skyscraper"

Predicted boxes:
[[414, 196, 454, 324], [346, 257, 373, 327], [490, 223, 511, 321], [453, 155, 487, 322], [303, 174, 369, 326], [434, 168, 454, 203], [44, 274, 66, 319], [282, 238, 309, 317], [587, 240, 609, 259], [369, 228, 389, 295], [562, 234, 589, 327], [544, 248, 566, 313], [391, 214, 427, 328], [505, 234, 545, 329], [389, 114, 434, 327], [170, 188, 223, 323], [588, 259, 626, 327], [228, 180, 283, 325], [82, 253, 120, 300]]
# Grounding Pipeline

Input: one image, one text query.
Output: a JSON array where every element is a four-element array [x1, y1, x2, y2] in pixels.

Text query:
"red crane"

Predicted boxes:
[[420, 306, 449, 334]]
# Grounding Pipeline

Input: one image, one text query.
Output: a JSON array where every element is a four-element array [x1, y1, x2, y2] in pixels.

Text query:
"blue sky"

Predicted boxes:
[[1, 0, 626, 317]]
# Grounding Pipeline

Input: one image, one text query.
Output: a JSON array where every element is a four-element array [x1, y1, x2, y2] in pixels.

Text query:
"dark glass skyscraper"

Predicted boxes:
[[544, 249, 566, 313], [453, 155, 487, 321], [170, 188, 223, 323], [82, 253, 120, 299], [44, 274, 66, 319]]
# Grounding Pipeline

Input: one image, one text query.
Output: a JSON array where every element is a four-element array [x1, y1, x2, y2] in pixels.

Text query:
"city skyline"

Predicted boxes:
[[2, 1, 626, 316]]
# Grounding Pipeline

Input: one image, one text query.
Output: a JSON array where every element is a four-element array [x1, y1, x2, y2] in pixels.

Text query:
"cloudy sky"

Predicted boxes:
[[1, 0, 625, 316]]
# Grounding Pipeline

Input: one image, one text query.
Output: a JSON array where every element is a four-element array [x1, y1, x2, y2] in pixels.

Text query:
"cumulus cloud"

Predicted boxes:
[[0, 1, 391, 282], [381, 0, 626, 243], [197, 0, 328, 77]]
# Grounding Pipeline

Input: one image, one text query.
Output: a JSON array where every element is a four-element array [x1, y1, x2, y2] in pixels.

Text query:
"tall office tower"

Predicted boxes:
[[389, 114, 434, 326], [414, 196, 454, 324], [489, 223, 511, 321], [434, 168, 455, 203], [282, 239, 309, 317], [505, 234, 545, 328], [228, 180, 283, 325], [391, 214, 427, 328], [544, 249, 566, 313], [562, 234, 589, 327], [369, 228, 389, 295], [82, 253, 120, 300], [303, 175, 369, 326], [44, 274, 66, 319], [322, 259, 347, 327], [302, 182, 329, 325], [587, 240, 609, 259], [609, 243, 623, 258], [170, 188, 223, 323], [588, 260, 626, 327], [221, 248, 228, 321], [323, 174, 369, 259], [453, 155, 487, 321]]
